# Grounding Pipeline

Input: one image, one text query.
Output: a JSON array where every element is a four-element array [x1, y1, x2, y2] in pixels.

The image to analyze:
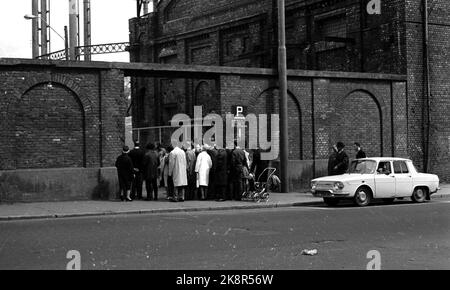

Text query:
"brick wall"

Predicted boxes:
[[405, 0, 450, 180], [0, 61, 127, 171]]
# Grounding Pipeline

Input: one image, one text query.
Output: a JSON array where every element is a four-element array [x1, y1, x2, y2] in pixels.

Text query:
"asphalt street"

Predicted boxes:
[[0, 199, 449, 270]]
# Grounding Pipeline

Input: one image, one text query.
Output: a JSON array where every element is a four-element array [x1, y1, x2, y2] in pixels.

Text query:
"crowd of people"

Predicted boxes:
[[115, 140, 269, 202]]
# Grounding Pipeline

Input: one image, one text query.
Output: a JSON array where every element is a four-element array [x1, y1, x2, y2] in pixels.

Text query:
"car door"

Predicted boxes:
[[374, 161, 396, 198], [393, 161, 413, 197]]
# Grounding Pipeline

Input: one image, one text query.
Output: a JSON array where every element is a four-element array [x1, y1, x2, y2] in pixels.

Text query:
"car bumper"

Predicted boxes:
[[430, 187, 440, 194], [311, 189, 351, 198]]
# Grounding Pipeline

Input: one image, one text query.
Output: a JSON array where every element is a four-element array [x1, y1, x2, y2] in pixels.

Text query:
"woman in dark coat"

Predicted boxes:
[[214, 147, 228, 201], [115, 146, 134, 202]]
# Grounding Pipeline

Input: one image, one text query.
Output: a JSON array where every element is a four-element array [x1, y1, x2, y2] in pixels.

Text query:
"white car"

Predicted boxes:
[[310, 158, 440, 207]]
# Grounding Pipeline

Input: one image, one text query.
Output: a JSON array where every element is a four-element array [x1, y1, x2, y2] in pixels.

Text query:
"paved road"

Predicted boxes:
[[0, 199, 449, 270]]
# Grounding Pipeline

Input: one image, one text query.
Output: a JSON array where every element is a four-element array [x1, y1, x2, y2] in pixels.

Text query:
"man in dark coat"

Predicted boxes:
[[226, 147, 234, 200], [327, 145, 338, 176], [115, 146, 134, 202], [231, 141, 249, 201], [128, 141, 146, 200], [250, 148, 270, 186], [206, 145, 218, 200], [184, 142, 197, 200], [214, 146, 228, 201], [143, 143, 160, 201], [354, 142, 367, 159], [333, 142, 349, 175]]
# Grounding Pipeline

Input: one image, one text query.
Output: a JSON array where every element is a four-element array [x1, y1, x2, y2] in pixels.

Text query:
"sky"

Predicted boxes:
[[0, 0, 138, 62]]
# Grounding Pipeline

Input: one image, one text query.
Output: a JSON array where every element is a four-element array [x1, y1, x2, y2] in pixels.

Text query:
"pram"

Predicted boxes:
[[242, 167, 279, 202]]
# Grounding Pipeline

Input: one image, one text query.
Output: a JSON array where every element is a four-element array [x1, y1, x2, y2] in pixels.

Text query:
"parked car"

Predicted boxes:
[[310, 158, 440, 207]]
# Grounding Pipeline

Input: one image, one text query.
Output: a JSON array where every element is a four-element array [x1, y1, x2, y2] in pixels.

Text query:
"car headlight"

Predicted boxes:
[[333, 182, 344, 190], [311, 181, 317, 189]]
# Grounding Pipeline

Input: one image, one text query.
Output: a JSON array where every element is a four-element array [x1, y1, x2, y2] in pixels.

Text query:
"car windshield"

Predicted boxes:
[[349, 160, 377, 174]]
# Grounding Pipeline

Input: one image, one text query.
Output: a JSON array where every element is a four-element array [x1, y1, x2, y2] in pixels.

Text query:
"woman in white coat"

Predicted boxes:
[[195, 146, 213, 200]]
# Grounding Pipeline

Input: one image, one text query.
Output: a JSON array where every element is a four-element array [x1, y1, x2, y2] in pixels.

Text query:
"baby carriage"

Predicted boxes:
[[242, 167, 280, 202]]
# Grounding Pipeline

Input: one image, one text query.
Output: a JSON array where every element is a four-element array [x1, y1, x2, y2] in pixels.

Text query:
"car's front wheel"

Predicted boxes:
[[354, 187, 372, 207], [323, 197, 339, 206], [411, 187, 427, 203]]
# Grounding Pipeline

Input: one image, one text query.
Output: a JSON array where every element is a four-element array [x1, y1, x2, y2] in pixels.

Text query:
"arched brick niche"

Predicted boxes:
[[4, 82, 86, 169], [250, 87, 303, 160], [335, 89, 383, 157]]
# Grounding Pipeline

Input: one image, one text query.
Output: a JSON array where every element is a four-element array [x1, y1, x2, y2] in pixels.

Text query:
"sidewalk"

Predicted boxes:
[[0, 184, 449, 221]]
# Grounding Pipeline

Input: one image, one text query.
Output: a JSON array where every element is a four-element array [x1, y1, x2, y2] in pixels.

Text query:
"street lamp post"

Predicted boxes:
[[24, 14, 69, 60], [277, 0, 289, 193]]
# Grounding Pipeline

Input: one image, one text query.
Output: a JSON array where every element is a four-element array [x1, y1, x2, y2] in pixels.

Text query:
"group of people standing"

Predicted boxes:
[[327, 141, 367, 176], [115, 140, 268, 202]]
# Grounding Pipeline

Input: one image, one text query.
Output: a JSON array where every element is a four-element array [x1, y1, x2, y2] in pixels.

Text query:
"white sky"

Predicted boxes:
[[0, 0, 138, 62]]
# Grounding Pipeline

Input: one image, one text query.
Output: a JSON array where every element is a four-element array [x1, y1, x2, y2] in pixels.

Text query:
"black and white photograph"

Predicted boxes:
[[0, 0, 449, 277]]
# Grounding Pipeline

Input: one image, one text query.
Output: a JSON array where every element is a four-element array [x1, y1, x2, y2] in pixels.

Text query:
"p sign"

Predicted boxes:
[[367, 0, 381, 15], [232, 105, 247, 117]]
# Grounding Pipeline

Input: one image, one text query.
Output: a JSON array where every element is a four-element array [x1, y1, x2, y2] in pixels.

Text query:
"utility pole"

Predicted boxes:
[[277, 0, 289, 193], [83, 0, 92, 61], [40, 0, 49, 57], [69, 0, 79, 60], [32, 0, 39, 58], [423, 0, 431, 173]]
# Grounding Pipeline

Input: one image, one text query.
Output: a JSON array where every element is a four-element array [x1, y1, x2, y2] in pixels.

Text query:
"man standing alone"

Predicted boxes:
[[129, 141, 146, 200], [115, 146, 134, 202]]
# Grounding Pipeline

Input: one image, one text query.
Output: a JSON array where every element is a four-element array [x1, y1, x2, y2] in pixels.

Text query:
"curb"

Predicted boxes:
[[0, 200, 323, 222], [0, 194, 448, 222]]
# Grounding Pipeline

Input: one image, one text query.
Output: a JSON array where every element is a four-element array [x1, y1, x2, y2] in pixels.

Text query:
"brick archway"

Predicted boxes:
[[250, 87, 303, 160], [3, 82, 86, 170], [336, 89, 383, 157]]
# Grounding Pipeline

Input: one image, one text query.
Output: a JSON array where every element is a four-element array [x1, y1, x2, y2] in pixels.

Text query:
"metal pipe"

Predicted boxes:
[[40, 0, 48, 57], [423, 0, 431, 172], [143, 0, 149, 14], [69, 0, 79, 60], [32, 0, 39, 58], [83, 0, 91, 61], [277, 0, 289, 193], [64, 26, 69, 60]]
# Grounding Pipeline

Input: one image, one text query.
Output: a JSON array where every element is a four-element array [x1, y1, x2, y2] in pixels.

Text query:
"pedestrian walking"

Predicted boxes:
[[214, 146, 228, 201], [231, 141, 249, 201], [354, 142, 367, 159], [143, 143, 160, 201], [128, 141, 146, 200], [115, 146, 134, 202], [195, 145, 213, 200], [333, 142, 349, 175], [169, 145, 188, 202], [184, 142, 197, 200]]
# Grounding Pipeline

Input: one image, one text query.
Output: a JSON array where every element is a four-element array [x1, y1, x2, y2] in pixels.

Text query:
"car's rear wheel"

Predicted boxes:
[[323, 197, 339, 206], [354, 187, 372, 207], [411, 187, 427, 203]]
